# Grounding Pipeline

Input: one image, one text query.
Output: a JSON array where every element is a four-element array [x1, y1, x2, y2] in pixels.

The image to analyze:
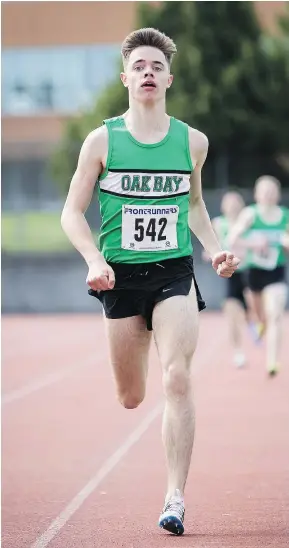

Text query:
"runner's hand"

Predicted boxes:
[[212, 251, 240, 278], [86, 258, 115, 291]]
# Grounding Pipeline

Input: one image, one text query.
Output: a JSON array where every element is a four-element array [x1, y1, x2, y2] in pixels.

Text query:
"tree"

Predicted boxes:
[[51, 78, 128, 194], [51, 1, 289, 191]]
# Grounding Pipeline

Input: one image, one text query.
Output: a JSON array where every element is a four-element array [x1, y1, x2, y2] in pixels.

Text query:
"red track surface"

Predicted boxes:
[[2, 313, 289, 548]]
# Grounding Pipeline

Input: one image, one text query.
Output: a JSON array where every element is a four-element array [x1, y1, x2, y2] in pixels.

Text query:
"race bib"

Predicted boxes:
[[121, 204, 179, 251], [251, 247, 279, 270]]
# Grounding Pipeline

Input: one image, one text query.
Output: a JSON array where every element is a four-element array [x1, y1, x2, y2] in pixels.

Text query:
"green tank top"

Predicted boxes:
[[216, 215, 247, 271], [97, 116, 193, 264], [247, 204, 289, 270]]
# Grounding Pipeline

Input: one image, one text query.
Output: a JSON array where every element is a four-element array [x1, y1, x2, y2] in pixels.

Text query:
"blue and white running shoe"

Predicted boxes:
[[158, 489, 185, 535]]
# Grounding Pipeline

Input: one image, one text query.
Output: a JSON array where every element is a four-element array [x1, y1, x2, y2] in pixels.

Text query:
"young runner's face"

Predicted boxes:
[[255, 179, 280, 206], [121, 46, 173, 103], [221, 193, 245, 218]]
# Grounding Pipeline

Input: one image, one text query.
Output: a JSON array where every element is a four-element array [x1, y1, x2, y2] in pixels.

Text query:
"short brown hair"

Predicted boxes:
[[121, 27, 177, 67]]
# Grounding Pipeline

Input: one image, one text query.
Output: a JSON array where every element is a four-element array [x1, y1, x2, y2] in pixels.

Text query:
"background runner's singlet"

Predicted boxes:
[[246, 205, 289, 271], [97, 116, 193, 264], [217, 215, 248, 272]]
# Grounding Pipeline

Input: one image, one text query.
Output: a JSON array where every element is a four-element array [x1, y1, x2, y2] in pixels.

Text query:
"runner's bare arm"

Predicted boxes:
[[61, 127, 107, 266], [211, 217, 222, 239], [202, 217, 221, 261], [281, 219, 289, 251], [228, 207, 255, 248], [188, 129, 223, 258]]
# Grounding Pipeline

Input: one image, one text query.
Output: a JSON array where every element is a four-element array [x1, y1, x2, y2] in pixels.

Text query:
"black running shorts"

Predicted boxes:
[[88, 255, 206, 330], [247, 265, 286, 293], [226, 270, 247, 308]]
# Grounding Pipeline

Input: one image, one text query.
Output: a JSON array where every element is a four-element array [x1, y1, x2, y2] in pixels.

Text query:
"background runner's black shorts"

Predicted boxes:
[[247, 265, 286, 293], [226, 270, 247, 308], [88, 255, 206, 330]]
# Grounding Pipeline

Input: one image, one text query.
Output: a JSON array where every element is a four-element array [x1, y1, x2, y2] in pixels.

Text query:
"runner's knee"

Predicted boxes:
[[265, 294, 287, 321], [162, 361, 191, 399], [117, 390, 145, 409], [266, 307, 283, 323]]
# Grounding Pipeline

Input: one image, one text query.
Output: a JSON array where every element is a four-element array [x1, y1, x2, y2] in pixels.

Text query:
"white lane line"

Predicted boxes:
[[29, 320, 224, 547], [2, 357, 96, 405], [30, 402, 163, 548]]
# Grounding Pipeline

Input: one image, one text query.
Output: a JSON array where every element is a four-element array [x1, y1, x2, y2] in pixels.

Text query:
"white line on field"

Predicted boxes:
[[2, 357, 96, 405], [30, 402, 163, 548]]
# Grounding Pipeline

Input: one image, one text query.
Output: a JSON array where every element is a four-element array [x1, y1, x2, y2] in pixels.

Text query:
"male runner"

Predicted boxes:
[[229, 176, 289, 375], [203, 191, 250, 367], [61, 28, 239, 535]]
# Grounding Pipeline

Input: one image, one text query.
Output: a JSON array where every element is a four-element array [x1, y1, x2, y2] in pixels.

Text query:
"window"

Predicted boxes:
[[2, 44, 120, 115]]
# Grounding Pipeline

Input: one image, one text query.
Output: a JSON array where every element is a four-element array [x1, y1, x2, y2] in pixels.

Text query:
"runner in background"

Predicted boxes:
[[229, 176, 289, 375], [203, 191, 252, 367]]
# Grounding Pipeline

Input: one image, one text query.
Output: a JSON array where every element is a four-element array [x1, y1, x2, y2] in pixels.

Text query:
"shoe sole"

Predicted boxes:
[[268, 369, 278, 377], [159, 515, 184, 535]]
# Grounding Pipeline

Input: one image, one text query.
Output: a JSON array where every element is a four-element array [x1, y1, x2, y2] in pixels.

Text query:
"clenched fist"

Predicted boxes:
[[212, 251, 240, 278], [86, 258, 115, 291]]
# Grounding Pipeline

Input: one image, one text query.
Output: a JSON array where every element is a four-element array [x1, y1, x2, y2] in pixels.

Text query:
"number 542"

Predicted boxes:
[[134, 217, 167, 242]]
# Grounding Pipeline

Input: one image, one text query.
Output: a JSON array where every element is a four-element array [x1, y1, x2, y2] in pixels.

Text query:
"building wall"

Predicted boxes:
[[2, 1, 136, 46], [2, 1, 285, 47], [254, 1, 286, 32]]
